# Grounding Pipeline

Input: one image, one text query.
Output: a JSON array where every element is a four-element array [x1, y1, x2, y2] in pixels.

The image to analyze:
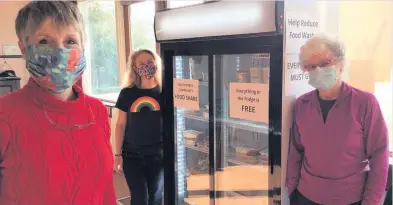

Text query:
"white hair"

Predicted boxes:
[[299, 33, 347, 67]]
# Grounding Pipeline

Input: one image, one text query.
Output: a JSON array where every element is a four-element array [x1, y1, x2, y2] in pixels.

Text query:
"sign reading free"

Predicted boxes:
[[229, 83, 269, 123]]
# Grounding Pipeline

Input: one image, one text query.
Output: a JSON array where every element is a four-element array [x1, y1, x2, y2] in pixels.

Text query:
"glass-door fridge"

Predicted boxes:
[[156, 1, 284, 205]]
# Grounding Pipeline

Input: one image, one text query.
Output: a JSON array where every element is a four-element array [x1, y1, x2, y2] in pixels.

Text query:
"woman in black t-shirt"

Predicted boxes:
[[114, 49, 163, 205]]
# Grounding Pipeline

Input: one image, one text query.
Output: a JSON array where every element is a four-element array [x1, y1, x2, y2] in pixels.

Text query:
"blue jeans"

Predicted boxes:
[[122, 150, 164, 205]]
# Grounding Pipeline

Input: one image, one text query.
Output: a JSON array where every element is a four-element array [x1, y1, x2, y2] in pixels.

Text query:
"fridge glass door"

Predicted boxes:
[[172, 55, 211, 205], [213, 53, 271, 205]]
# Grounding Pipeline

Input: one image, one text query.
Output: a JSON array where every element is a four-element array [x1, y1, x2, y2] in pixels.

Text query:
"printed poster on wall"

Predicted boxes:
[[284, 54, 314, 97], [284, 10, 320, 98], [285, 10, 320, 54], [229, 83, 268, 123], [173, 79, 199, 110]]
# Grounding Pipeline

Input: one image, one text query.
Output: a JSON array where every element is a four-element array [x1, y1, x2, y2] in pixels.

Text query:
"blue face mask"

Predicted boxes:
[[308, 66, 339, 91], [26, 45, 86, 93]]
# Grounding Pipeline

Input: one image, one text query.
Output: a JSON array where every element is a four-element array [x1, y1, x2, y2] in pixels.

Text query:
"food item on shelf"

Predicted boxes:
[[195, 134, 205, 143], [235, 146, 259, 155], [183, 130, 203, 147], [237, 71, 249, 82], [249, 67, 263, 83], [246, 149, 261, 156], [236, 153, 262, 165], [183, 130, 203, 139], [233, 146, 263, 164], [184, 138, 196, 147], [235, 147, 249, 155], [260, 149, 269, 163]]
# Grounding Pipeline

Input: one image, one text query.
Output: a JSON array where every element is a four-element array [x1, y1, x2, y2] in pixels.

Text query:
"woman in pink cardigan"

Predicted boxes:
[[286, 34, 389, 205]]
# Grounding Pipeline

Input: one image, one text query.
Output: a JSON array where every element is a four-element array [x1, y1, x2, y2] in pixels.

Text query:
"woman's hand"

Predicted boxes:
[[114, 156, 123, 173]]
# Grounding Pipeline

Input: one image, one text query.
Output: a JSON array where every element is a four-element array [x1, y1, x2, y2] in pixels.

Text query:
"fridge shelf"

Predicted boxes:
[[221, 118, 268, 133], [184, 112, 208, 122], [184, 112, 268, 133], [184, 144, 268, 167], [199, 81, 208, 87]]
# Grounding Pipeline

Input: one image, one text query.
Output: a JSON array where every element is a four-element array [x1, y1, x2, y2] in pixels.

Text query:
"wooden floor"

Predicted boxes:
[[112, 165, 276, 205], [114, 172, 131, 205]]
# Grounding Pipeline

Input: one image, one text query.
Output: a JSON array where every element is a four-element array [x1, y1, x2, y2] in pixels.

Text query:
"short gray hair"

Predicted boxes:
[[15, 1, 85, 45], [300, 33, 346, 62]]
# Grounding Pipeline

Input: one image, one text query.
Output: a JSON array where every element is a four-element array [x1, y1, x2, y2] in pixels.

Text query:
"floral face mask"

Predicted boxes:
[[133, 61, 157, 79], [26, 45, 86, 93]]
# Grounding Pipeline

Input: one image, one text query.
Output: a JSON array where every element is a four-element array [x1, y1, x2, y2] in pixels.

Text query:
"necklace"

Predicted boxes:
[[43, 102, 96, 129]]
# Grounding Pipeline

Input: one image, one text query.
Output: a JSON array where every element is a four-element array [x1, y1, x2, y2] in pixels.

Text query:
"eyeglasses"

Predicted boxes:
[[43, 102, 96, 129], [302, 58, 338, 71]]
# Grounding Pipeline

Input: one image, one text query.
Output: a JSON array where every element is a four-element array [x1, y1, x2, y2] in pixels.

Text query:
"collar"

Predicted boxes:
[[24, 77, 86, 112], [303, 81, 353, 106]]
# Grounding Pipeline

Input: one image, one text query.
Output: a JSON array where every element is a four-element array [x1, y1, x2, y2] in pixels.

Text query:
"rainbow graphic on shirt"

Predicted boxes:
[[130, 96, 160, 112]]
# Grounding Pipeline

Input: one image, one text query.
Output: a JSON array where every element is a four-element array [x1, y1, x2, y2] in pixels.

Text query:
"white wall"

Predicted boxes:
[[282, 1, 340, 204]]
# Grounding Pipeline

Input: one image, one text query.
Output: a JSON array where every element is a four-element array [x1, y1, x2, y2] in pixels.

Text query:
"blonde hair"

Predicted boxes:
[[122, 49, 162, 91]]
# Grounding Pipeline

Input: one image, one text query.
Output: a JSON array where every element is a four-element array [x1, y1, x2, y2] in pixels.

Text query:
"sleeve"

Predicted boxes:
[[115, 88, 130, 112], [0, 113, 11, 195], [102, 105, 111, 141], [0, 113, 11, 162], [100, 105, 117, 205], [286, 104, 305, 197], [103, 175, 117, 205], [362, 95, 389, 205]]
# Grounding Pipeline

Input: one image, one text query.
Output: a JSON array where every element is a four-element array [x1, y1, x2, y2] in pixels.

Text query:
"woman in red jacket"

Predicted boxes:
[[0, 2, 116, 205]]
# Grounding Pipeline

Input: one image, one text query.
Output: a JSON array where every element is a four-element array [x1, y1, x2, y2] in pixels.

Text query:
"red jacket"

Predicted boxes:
[[0, 78, 116, 205]]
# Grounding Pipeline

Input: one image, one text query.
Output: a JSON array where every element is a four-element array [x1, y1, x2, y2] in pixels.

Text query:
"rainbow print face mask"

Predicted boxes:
[[26, 45, 86, 93]]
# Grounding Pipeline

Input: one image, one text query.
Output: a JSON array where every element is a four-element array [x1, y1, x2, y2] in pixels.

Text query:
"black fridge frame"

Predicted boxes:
[[161, 34, 284, 205]]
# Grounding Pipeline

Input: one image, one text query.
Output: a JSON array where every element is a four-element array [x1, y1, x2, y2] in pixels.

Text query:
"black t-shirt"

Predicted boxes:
[[115, 85, 163, 153]]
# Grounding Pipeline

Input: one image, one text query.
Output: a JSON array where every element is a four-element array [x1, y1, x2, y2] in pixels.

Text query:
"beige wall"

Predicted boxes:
[[339, 1, 393, 150], [0, 1, 29, 87], [340, 1, 393, 91]]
